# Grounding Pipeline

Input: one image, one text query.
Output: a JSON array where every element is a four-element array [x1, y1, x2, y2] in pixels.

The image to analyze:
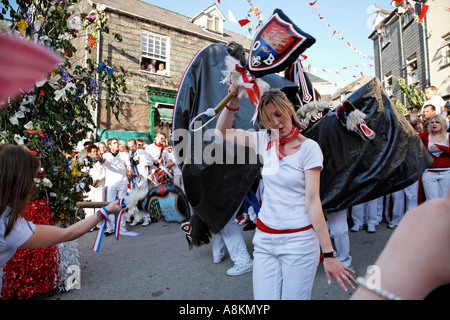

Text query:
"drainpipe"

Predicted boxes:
[[95, 29, 101, 139], [378, 36, 383, 81], [422, 15, 431, 86], [397, 13, 406, 106]]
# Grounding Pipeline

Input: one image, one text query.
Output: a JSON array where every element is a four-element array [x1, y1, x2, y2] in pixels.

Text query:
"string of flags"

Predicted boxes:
[[218, 0, 374, 88], [306, 0, 374, 60], [218, 0, 264, 34]]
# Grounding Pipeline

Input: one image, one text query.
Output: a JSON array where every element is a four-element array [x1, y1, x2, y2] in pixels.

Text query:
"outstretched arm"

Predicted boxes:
[[20, 200, 122, 249]]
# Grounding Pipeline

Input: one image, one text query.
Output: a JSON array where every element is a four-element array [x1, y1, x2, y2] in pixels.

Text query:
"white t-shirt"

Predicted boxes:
[[422, 96, 446, 114], [428, 132, 450, 158], [90, 161, 106, 188], [168, 151, 181, 176], [145, 143, 169, 173], [102, 151, 131, 187], [129, 149, 151, 179], [252, 131, 323, 230], [0, 208, 36, 291]]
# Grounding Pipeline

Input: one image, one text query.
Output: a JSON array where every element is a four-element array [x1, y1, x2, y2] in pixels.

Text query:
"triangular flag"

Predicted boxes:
[[418, 4, 429, 22], [228, 9, 238, 23], [239, 19, 251, 27]]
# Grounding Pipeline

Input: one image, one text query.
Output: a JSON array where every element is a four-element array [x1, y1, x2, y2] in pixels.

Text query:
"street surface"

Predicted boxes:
[[50, 216, 393, 303]]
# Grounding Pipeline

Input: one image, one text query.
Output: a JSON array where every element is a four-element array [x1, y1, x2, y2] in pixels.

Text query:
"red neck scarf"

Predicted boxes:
[[266, 126, 300, 160], [155, 142, 165, 150]]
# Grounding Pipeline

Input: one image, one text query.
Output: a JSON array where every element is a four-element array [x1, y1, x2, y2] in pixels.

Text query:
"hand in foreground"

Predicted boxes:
[[323, 258, 357, 292], [227, 84, 242, 110]]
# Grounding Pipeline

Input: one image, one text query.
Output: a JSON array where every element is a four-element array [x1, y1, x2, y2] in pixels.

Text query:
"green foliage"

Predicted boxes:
[[0, 0, 127, 225], [395, 76, 426, 113]]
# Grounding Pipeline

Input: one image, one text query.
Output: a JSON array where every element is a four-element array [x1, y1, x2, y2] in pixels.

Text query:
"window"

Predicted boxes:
[[140, 30, 170, 75], [406, 55, 419, 85], [402, 12, 414, 28], [383, 73, 393, 97], [207, 15, 220, 32], [439, 34, 450, 67], [381, 24, 392, 47]]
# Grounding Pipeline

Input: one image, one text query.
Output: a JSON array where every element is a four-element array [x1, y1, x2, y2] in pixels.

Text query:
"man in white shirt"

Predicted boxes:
[[422, 86, 446, 115], [85, 144, 106, 220], [145, 133, 169, 174], [100, 137, 133, 234], [127, 139, 153, 226]]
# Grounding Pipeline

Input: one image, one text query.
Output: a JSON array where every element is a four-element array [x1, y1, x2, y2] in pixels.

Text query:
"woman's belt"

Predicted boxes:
[[257, 218, 313, 234]]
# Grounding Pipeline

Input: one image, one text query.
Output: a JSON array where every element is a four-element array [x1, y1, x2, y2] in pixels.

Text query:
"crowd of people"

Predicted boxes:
[[73, 132, 179, 233]]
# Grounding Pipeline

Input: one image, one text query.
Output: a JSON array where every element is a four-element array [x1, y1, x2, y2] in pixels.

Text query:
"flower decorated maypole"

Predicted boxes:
[[0, 0, 126, 299]]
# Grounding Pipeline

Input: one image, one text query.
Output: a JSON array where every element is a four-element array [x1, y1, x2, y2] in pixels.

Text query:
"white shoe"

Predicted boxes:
[[130, 219, 141, 226], [350, 225, 361, 232], [142, 219, 150, 226], [213, 256, 225, 264], [226, 260, 253, 276], [367, 225, 376, 233], [105, 228, 114, 235]]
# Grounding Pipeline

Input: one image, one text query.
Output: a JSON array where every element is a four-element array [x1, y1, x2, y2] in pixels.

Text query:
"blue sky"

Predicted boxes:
[[144, 0, 395, 92]]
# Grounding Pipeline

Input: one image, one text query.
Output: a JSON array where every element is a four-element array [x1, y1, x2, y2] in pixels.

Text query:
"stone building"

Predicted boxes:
[[369, 1, 450, 108], [76, 0, 251, 144]]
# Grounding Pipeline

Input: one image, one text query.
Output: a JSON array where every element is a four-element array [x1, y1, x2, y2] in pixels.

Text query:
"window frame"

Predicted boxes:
[[140, 30, 171, 76], [406, 55, 419, 86]]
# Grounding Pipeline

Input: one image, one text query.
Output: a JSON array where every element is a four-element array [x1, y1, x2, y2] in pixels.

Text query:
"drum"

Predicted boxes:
[[149, 166, 173, 186]]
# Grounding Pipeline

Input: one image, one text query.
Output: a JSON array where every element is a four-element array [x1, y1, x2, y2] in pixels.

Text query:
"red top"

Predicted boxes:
[[419, 132, 450, 169]]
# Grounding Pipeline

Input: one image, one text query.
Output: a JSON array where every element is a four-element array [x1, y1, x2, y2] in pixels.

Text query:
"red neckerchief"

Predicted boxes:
[[266, 126, 300, 160], [154, 142, 165, 150]]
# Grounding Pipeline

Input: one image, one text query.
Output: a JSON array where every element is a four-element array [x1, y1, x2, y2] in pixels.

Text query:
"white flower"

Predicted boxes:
[[14, 134, 25, 145], [24, 121, 34, 130], [9, 111, 25, 125], [49, 192, 57, 197], [42, 177, 53, 188], [54, 82, 76, 101]]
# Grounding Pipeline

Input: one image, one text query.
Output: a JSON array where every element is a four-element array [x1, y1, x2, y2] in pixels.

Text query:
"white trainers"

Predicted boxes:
[[130, 219, 141, 226], [367, 225, 376, 233], [213, 256, 225, 264], [142, 219, 150, 226], [350, 224, 362, 232], [226, 260, 253, 276]]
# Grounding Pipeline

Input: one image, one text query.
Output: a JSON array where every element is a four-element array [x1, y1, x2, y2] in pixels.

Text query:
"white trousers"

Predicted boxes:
[[422, 169, 450, 200], [85, 186, 107, 217], [327, 209, 352, 267], [404, 181, 418, 212], [352, 198, 380, 228], [212, 215, 252, 265], [106, 184, 128, 230], [252, 228, 320, 300], [384, 190, 405, 226]]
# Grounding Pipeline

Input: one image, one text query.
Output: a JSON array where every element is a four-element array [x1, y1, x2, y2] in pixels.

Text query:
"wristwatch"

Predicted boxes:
[[323, 250, 337, 258]]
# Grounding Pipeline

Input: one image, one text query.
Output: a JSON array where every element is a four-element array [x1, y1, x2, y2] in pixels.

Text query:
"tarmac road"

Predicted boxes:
[[50, 216, 393, 302]]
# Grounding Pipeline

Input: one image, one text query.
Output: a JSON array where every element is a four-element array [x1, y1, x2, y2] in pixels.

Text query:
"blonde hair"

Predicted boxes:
[[256, 89, 305, 131], [428, 115, 448, 143]]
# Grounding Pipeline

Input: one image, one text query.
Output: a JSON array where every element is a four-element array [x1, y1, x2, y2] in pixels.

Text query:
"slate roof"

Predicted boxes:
[[91, 0, 252, 49]]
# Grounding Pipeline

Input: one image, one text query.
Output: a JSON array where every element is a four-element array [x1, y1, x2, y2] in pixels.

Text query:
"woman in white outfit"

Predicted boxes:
[[0, 144, 121, 293], [215, 87, 356, 300], [419, 115, 450, 200]]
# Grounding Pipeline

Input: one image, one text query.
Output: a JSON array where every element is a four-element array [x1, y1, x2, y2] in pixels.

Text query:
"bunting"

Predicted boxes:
[[218, 0, 263, 35], [305, 0, 374, 60]]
